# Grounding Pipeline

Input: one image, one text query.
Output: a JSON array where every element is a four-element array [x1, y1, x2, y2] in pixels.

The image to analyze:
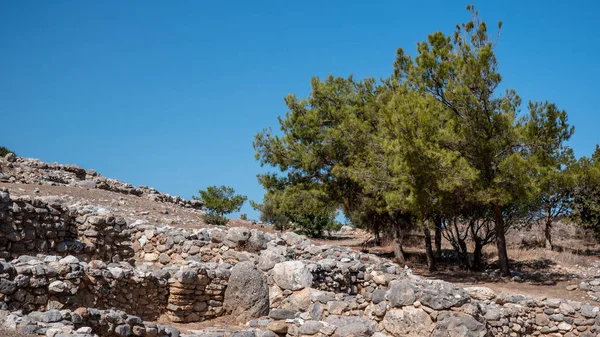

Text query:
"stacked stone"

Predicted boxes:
[[83, 260, 170, 320], [76, 215, 134, 263], [465, 288, 600, 337], [166, 266, 229, 323], [0, 191, 136, 263], [2, 307, 180, 337], [0, 156, 203, 209], [0, 255, 84, 312], [0, 192, 81, 259]]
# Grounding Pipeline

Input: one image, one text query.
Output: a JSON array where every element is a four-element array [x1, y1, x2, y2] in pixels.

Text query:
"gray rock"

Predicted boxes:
[[372, 289, 386, 304], [432, 312, 486, 337], [382, 307, 432, 337], [272, 261, 313, 290], [334, 323, 374, 337], [225, 227, 251, 247], [416, 280, 470, 310], [386, 280, 416, 307], [299, 321, 324, 335], [258, 247, 289, 271], [5, 153, 16, 162], [114, 324, 132, 336], [224, 261, 269, 322], [0, 279, 16, 294], [325, 316, 376, 337], [42, 310, 63, 323], [269, 309, 295, 320], [48, 281, 67, 294]]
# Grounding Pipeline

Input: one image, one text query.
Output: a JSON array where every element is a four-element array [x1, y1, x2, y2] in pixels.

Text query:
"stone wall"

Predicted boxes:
[[0, 156, 203, 209], [2, 307, 179, 337], [4, 187, 600, 336], [0, 189, 134, 263]]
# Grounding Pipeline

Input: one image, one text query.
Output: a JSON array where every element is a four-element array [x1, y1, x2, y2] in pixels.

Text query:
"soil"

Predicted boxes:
[[317, 231, 600, 304], [0, 182, 270, 233]]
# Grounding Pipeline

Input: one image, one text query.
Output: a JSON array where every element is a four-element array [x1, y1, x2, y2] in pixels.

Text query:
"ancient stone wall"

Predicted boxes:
[[4, 187, 600, 336], [0, 190, 135, 263]]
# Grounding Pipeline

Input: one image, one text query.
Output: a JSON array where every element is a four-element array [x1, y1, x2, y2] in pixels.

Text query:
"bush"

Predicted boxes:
[[240, 213, 248, 221], [202, 213, 229, 226], [194, 185, 247, 226], [0, 146, 15, 157]]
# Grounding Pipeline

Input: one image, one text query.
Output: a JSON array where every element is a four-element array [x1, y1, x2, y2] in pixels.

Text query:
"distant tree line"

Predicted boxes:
[[251, 6, 600, 276]]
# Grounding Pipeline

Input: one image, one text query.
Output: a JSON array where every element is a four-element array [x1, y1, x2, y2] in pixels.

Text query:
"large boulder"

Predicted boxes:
[[224, 261, 269, 322], [432, 312, 487, 337], [385, 279, 416, 307], [272, 261, 313, 290], [382, 307, 433, 337]]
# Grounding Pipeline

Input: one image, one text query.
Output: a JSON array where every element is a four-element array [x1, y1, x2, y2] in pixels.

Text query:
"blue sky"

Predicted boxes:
[[1, 1, 599, 220]]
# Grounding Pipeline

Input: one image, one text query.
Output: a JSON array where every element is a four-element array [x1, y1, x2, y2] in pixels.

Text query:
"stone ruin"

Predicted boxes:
[[1, 186, 600, 336]]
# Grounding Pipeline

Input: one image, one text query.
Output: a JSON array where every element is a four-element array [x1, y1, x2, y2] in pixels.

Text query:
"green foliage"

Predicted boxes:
[[202, 213, 229, 226], [194, 185, 247, 225], [250, 199, 290, 231], [571, 146, 600, 239], [0, 146, 15, 157], [253, 6, 577, 271], [240, 213, 248, 221]]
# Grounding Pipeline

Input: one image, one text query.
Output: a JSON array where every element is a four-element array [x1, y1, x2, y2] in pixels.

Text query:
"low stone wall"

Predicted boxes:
[[165, 266, 230, 323], [2, 307, 180, 337], [0, 190, 135, 263], [0, 254, 237, 323], [470, 290, 600, 336]]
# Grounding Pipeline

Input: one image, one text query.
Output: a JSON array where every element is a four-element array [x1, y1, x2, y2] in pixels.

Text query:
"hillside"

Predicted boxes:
[[1, 153, 600, 337]]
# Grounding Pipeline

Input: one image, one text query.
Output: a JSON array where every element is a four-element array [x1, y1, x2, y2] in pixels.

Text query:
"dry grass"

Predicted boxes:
[[484, 246, 596, 268]]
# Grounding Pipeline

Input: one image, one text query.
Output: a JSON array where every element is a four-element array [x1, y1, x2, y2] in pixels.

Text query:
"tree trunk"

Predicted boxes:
[[458, 238, 471, 270], [423, 226, 436, 271], [373, 222, 382, 246], [544, 213, 553, 251], [434, 218, 442, 259], [494, 203, 511, 277], [392, 221, 406, 264], [472, 239, 483, 271]]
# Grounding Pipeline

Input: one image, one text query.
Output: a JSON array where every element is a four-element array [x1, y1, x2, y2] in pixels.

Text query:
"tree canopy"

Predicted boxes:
[[253, 5, 586, 276]]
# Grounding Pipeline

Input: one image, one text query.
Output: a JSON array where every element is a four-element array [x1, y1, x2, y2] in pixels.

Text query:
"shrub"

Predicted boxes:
[[240, 213, 248, 221], [0, 146, 15, 157], [194, 185, 247, 226], [202, 213, 229, 226]]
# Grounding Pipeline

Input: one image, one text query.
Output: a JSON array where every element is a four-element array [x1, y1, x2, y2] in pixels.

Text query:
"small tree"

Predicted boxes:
[[0, 146, 15, 157], [571, 146, 600, 239], [194, 185, 247, 226]]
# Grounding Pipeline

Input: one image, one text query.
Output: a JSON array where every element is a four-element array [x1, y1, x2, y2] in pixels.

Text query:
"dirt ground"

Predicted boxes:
[[318, 231, 600, 304], [0, 182, 269, 232]]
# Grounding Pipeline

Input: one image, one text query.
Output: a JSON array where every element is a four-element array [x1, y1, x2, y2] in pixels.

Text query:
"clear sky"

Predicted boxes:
[[1, 1, 599, 220]]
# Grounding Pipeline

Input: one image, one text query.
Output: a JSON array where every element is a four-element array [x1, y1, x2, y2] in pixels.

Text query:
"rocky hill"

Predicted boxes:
[[0, 154, 599, 337]]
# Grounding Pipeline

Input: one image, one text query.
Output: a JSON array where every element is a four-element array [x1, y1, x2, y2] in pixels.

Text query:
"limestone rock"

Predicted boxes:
[[224, 261, 269, 322], [272, 261, 313, 290], [432, 312, 487, 337], [386, 279, 416, 307], [417, 280, 470, 310], [464, 286, 496, 301], [382, 307, 433, 337]]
